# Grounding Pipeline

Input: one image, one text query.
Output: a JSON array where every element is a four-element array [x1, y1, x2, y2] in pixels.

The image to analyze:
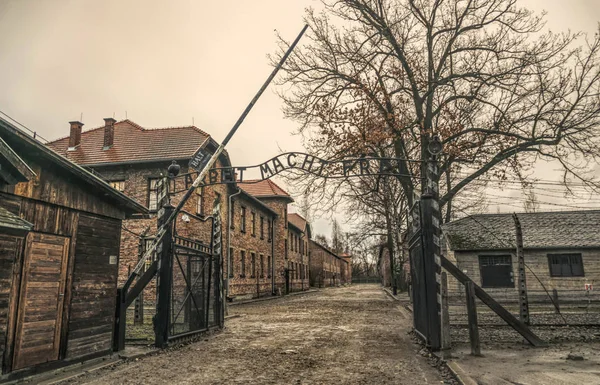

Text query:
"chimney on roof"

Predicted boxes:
[[68, 121, 83, 150], [103, 117, 116, 149]]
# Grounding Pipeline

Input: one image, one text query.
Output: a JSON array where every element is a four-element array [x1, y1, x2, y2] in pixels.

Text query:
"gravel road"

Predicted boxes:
[[67, 285, 446, 385]]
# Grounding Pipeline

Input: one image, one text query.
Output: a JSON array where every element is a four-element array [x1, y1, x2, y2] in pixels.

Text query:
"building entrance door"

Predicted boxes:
[[13, 233, 70, 370]]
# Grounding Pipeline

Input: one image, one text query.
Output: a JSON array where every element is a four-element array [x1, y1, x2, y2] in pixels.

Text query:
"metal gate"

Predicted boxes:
[[170, 235, 220, 338], [115, 189, 224, 349]]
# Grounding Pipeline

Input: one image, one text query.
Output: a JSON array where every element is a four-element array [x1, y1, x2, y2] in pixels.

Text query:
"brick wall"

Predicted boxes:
[[309, 241, 342, 288], [228, 192, 276, 299], [340, 256, 352, 284], [255, 198, 289, 295], [287, 225, 310, 292]]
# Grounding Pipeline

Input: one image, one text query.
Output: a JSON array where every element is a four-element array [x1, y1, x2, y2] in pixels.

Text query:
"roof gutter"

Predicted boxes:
[[451, 245, 600, 252], [237, 189, 279, 217], [226, 188, 243, 304], [82, 157, 192, 168], [252, 195, 295, 203]]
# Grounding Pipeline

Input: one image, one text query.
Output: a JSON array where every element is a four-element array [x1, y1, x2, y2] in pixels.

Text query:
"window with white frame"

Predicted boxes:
[[109, 180, 125, 192], [148, 178, 160, 211]]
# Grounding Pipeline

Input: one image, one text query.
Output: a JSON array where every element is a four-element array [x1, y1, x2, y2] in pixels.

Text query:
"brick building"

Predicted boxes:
[[378, 242, 408, 289], [46, 118, 233, 306], [46, 118, 321, 303], [309, 240, 349, 287], [287, 213, 311, 293], [227, 186, 278, 299], [237, 180, 293, 296], [338, 253, 353, 285]]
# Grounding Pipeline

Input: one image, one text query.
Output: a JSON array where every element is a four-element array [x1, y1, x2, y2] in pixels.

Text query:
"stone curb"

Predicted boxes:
[[428, 350, 475, 385], [382, 287, 399, 301], [4, 355, 122, 385], [228, 289, 319, 306], [445, 361, 478, 385], [41, 358, 122, 385], [395, 287, 472, 385], [382, 287, 414, 312]]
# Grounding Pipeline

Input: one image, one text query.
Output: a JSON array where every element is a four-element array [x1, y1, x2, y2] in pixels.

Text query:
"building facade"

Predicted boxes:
[[237, 180, 293, 296], [338, 253, 353, 285], [227, 188, 277, 299], [443, 211, 600, 303], [309, 240, 349, 287], [287, 213, 311, 293], [46, 118, 326, 303]]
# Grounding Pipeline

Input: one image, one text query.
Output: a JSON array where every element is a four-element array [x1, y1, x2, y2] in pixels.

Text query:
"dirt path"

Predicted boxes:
[[70, 285, 444, 384]]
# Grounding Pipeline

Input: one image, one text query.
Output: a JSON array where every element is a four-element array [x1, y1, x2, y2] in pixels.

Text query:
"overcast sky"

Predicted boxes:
[[0, 0, 598, 237]]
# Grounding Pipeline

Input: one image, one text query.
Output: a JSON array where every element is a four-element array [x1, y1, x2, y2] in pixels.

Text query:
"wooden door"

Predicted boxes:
[[12, 233, 70, 370]]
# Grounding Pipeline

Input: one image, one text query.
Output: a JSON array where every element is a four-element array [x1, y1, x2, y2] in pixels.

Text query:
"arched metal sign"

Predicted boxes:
[[169, 152, 415, 194]]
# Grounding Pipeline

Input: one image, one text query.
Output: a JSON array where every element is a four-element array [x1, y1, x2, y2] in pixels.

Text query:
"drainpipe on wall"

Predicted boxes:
[[226, 188, 242, 307], [271, 216, 276, 295]]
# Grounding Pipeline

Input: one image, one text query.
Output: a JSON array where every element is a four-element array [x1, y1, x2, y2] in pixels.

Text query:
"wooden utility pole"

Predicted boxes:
[[465, 281, 481, 356], [441, 272, 451, 358], [513, 213, 530, 325]]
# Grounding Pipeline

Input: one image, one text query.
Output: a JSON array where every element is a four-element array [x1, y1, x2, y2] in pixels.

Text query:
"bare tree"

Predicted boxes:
[[523, 187, 540, 213], [314, 233, 330, 248], [297, 190, 313, 223], [274, 0, 600, 221], [331, 218, 344, 253]]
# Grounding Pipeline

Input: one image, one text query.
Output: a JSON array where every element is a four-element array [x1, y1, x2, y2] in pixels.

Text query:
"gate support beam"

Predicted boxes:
[[125, 261, 158, 307], [155, 204, 174, 348], [441, 272, 451, 358], [441, 255, 546, 347]]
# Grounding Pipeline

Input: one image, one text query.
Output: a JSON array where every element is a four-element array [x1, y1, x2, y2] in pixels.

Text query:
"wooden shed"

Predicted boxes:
[[0, 117, 146, 378]]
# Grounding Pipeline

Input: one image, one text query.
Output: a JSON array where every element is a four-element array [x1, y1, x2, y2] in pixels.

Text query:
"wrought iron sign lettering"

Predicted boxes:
[[170, 152, 412, 193]]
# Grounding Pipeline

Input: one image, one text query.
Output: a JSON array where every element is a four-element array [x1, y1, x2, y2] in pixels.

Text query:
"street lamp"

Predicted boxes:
[[427, 134, 443, 156], [168, 160, 181, 177]]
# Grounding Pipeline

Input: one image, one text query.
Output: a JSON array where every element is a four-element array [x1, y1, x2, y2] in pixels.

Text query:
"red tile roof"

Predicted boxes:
[[238, 179, 293, 201], [288, 213, 307, 231], [46, 120, 210, 165]]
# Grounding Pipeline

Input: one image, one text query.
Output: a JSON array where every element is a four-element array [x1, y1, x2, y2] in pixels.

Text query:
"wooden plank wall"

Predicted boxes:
[[0, 193, 124, 369], [0, 193, 77, 238], [0, 234, 23, 373], [450, 249, 600, 302], [13, 161, 124, 220], [65, 214, 120, 359]]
